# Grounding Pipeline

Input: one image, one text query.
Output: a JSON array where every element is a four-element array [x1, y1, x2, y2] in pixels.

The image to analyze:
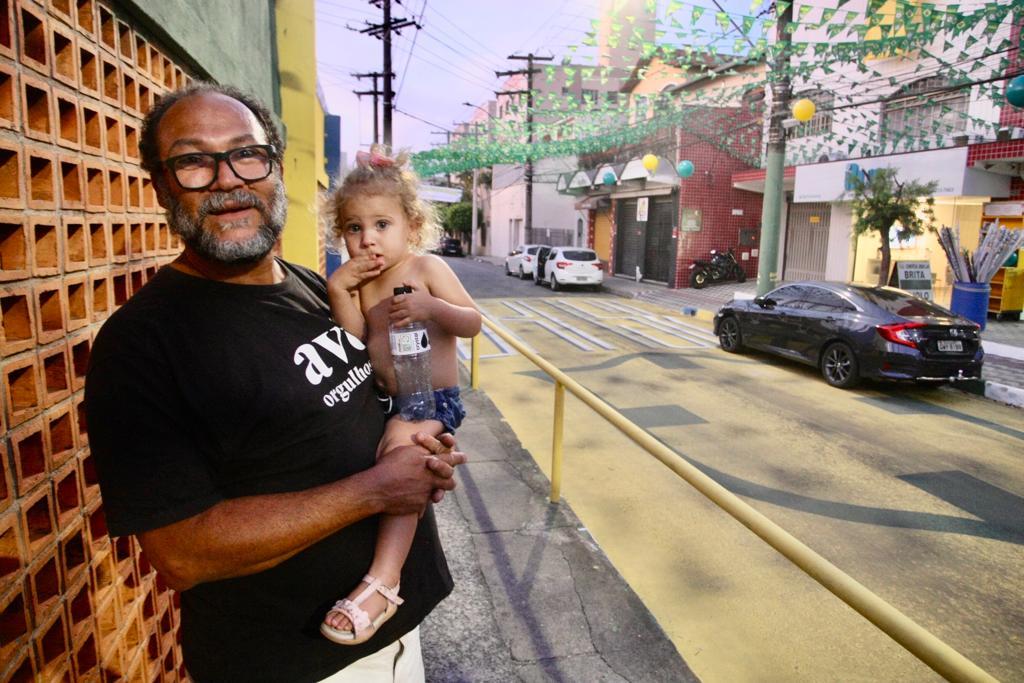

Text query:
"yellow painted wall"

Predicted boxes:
[[276, 0, 328, 273], [594, 210, 612, 262]]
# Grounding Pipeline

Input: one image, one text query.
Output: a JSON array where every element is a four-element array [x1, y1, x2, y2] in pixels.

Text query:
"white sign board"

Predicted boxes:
[[793, 147, 1009, 203], [418, 184, 463, 203], [636, 197, 649, 222], [983, 202, 1024, 217], [892, 260, 933, 300]]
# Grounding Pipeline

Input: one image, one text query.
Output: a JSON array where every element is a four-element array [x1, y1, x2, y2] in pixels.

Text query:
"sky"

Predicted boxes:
[[315, 0, 616, 162], [315, 0, 764, 164]]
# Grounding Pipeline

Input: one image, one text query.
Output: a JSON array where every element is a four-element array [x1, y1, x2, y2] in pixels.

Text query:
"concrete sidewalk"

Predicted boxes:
[[470, 255, 1024, 408], [422, 386, 696, 682]]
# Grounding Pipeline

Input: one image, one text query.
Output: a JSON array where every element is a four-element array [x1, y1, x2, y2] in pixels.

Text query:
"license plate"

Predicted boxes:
[[937, 340, 963, 352], [576, 276, 588, 281]]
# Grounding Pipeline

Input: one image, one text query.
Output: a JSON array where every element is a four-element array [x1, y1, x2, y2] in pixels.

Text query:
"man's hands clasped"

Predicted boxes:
[[373, 431, 466, 516]]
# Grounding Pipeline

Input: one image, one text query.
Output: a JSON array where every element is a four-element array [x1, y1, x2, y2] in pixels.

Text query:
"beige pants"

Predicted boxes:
[[319, 627, 425, 683]]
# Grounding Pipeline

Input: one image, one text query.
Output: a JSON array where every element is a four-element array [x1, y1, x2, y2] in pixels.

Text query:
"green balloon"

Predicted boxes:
[[1008, 75, 1024, 108]]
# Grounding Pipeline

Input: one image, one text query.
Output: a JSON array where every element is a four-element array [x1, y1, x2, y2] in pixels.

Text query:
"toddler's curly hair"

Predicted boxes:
[[325, 148, 442, 255]]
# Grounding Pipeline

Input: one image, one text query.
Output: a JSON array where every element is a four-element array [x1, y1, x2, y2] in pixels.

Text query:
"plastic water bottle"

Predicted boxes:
[[388, 286, 435, 421]]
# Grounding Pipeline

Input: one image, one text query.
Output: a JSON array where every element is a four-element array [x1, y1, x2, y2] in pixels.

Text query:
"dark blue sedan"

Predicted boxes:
[[712, 282, 983, 388]]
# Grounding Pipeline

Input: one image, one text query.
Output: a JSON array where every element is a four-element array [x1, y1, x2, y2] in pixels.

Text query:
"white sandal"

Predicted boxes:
[[320, 574, 404, 645]]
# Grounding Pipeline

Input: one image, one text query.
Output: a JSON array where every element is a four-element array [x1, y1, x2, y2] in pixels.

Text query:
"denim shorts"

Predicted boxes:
[[381, 386, 466, 434]]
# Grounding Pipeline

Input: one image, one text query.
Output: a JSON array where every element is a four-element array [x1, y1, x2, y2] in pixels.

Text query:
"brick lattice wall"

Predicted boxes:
[[1, 1, 190, 680]]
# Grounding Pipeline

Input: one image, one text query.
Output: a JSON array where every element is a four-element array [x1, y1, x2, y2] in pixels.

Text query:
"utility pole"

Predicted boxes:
[[756, 1, 793, 295], [455, 124, 485, 255], [352, 72, 385, 145], [497, 53, 553, 239], [360, 0, 419, 150]]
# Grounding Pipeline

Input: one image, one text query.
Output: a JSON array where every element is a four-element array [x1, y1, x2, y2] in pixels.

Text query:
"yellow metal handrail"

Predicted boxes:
[[469, 316, 996, 683]]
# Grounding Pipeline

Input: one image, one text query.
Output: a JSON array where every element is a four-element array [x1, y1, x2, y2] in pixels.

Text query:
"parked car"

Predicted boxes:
[[437, 237, 464, 257], [504, 244, 546, 279], [534, 247, 604, 292], [712, 282, 983, 389]]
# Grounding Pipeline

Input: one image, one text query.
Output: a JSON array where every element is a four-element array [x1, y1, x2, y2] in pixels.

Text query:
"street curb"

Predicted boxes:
[[955, 379, 1024, 409]]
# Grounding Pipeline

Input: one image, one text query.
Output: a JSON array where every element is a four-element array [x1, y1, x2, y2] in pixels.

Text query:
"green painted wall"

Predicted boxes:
[[119, 0, 278, 111]]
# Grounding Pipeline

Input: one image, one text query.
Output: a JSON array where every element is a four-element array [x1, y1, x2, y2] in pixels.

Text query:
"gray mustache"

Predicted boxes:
[[199, 190, 265, 219]]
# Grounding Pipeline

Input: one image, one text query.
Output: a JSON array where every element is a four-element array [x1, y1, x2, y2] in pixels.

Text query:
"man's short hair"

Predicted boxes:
[[139, 82, 285, 180]]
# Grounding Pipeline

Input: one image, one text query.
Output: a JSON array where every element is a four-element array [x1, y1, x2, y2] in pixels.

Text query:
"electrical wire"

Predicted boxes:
[[395, 0, 427, 100], [393, 106, 452, 132]]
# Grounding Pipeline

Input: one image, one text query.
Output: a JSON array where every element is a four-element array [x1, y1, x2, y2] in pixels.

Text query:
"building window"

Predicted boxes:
[[633, 95, 650, 121], [787, 90, 834, 139], [883, 76, 967, 141], [581, 89, 597, 104]]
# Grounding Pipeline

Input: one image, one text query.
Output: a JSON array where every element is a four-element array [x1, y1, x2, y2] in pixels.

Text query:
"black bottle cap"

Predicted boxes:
[[394, 285, 413, 295]]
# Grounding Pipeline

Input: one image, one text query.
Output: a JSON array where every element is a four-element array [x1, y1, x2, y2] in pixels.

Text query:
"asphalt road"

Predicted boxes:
[[445, 255, 1024, 683], [445, 253, 600, 299]]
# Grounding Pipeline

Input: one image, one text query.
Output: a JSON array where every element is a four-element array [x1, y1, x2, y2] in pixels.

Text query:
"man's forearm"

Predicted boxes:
[[139, 469, 383, 591]]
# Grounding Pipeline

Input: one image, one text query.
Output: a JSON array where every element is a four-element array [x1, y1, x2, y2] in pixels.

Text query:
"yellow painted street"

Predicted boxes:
[[463, 295, 1024, 682]]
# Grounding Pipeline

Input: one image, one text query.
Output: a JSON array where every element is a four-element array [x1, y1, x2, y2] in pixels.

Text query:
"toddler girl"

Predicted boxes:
[[320, 148, 482, 645]]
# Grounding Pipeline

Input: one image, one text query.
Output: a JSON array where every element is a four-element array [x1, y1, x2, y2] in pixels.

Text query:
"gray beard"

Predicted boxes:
[[168, 183, 287, 264]]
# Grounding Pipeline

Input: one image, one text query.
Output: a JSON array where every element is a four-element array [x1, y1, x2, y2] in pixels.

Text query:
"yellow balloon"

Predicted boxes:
[[792, 98, 816, 122], [642, 154, 659, 172]]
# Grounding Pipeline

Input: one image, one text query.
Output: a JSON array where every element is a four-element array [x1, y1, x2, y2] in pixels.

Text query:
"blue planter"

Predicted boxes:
[[949, 282, 990, 330]]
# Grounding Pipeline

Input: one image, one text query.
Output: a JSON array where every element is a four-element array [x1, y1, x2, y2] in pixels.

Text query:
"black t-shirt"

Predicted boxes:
[[85, 260, 452, 682]]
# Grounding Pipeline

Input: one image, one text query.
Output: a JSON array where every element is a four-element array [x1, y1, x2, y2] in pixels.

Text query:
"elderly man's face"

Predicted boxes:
[[155, 92, 286, 264]]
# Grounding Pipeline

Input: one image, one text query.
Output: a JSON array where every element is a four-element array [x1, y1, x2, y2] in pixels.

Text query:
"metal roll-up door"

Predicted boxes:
[[643, 197, 675, 283], [784, 202, 830, 281], [615, 199, 642, 277]]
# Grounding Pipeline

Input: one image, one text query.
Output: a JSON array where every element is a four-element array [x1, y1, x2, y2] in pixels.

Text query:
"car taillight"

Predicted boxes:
[[592, 263, 602, 269], [876, 322, 926, 349], [555, 260, 570, 269], [524, 256, 532, 262]]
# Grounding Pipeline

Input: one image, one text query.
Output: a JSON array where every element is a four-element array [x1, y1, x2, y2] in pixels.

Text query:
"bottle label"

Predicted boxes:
[[390, 329, 431, 356]]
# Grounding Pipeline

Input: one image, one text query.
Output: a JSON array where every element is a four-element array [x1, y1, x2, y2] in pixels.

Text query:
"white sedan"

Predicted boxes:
[[504, 244, 547, 280], [535, 247, 604, 291]]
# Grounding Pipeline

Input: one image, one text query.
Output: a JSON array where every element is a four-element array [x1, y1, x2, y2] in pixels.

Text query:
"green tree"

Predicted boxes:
[[444, 202, 474, 237], [847, 167, 937, 286]]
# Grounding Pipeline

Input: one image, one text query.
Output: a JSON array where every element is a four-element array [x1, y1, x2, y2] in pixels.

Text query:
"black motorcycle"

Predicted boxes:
[[689, 247, 747, 289]]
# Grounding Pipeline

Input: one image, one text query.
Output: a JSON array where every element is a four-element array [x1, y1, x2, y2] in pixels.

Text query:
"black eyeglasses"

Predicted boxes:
[[161, 144, 277, 191]]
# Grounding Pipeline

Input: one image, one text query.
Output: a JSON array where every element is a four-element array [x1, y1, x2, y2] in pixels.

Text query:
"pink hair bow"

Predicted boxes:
[[356, 150, 395, 168]]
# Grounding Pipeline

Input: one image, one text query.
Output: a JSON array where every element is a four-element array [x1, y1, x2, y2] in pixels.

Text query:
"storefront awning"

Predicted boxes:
[[574, 195, 611, 210], [731, 166, 796, 194]]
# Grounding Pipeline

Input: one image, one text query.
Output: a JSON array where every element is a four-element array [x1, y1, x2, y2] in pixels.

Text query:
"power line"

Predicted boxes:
[[396, 0, 427, 99], [423, 4, 508, 64], [389, 39, 497, 92], [393, 106, 452, 132]]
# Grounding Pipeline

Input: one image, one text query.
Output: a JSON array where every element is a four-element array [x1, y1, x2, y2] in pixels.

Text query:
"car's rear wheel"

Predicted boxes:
[[718, 316, 743, 353], [550, 275, 560, 292], [821, 342, 860, 389], [518, 266, 526, 280], [505, 262, 512, 276]]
